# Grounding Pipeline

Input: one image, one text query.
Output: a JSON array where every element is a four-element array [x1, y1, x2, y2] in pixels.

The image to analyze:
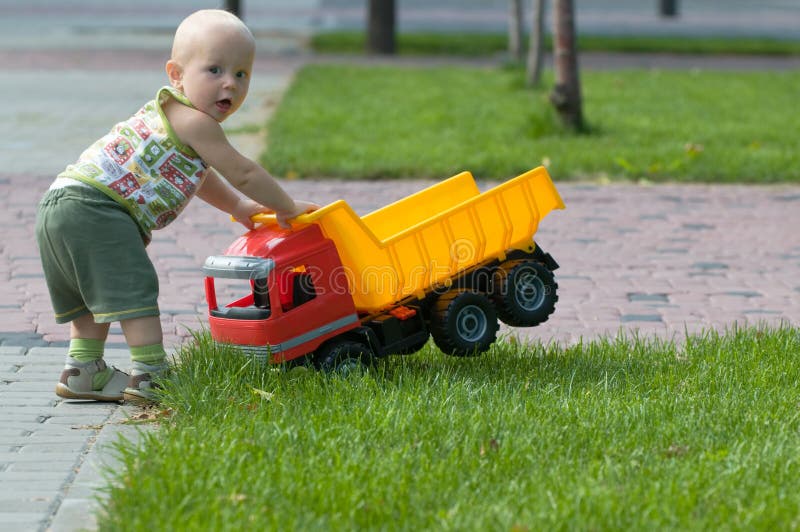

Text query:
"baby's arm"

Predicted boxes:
[[166, 102, 316, 228], [195, 169, 261, 230]]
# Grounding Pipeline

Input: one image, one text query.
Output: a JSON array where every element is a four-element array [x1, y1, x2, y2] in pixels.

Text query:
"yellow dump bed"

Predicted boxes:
[[259, 166, 564, 312]]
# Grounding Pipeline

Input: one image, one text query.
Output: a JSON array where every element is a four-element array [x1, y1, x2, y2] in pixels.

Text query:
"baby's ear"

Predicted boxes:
[[165, 60, 183, 89]]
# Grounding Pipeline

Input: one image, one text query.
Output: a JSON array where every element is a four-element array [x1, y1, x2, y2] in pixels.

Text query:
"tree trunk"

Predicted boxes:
[[526, 0, 546, 87], [508, 0, 524, 61], [659, 0, 679, 17], [225, 0, 242, 19], [367, 0, 396, 55], [550, 0, 584, 131]]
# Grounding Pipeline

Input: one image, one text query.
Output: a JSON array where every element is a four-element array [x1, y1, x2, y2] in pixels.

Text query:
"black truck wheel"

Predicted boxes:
[[430, 290, 498, 356], [314, 340, 373, 375], [492, 260, 557, 327]]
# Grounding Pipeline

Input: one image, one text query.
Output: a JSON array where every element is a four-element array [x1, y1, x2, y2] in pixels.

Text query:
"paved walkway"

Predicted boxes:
[[1, 1, 799, 530]]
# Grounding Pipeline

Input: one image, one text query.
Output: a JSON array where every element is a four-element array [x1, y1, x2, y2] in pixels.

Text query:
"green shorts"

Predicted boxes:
[[35, 186, 160, 324]]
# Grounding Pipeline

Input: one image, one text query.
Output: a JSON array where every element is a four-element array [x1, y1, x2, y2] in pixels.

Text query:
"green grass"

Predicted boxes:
[[312, 31, 800, 56], [262, 65, 800, 182], [100, 326, 800, 530]]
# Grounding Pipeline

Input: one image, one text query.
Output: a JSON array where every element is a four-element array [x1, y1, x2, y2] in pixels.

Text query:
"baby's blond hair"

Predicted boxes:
[[171, 9, 254, 64]]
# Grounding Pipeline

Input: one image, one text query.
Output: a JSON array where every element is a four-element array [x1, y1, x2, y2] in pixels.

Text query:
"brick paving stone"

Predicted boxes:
[[0, 436, 89, 447], [15, 442, 89, 454], [0, 514, 47, 530], [0, 499, 52, 513]]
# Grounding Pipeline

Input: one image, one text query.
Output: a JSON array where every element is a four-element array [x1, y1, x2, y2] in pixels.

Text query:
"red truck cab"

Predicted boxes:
[[204, 224, 359, 363]]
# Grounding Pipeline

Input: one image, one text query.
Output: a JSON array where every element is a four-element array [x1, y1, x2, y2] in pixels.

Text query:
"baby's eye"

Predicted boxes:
[[208, 66, 221, 74], [236, 71, 248, 79]]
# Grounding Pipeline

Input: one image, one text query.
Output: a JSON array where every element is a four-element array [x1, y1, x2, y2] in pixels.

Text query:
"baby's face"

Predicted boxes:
[[174, 29, 254, 122]]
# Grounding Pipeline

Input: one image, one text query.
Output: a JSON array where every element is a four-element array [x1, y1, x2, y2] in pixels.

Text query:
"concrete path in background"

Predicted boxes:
[[0, 1, 798, 530]]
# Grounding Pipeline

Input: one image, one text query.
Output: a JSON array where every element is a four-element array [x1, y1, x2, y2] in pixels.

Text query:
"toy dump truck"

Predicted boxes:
[[203, 166, 565, 371]]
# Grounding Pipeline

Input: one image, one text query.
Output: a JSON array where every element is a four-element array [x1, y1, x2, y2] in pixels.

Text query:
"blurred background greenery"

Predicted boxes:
[[255, 1, 800, 182]]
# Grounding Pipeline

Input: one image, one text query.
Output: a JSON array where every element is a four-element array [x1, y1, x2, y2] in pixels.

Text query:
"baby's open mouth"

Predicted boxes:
[[216, 99, 232, 113]]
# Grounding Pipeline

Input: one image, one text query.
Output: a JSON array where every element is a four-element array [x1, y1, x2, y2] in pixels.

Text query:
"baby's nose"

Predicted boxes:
[[222, 75, 237, 89]]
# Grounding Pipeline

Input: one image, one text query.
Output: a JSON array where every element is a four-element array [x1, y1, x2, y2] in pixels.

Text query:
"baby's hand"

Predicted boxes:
[[231, 198, 267, 230], [275, 200, 319, 229]]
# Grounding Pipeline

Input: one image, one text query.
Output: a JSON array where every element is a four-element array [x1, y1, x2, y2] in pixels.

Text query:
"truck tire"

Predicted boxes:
[[431, 290, 498, 356], [493, 260, 557, 327], [314, 340, 373, 375]]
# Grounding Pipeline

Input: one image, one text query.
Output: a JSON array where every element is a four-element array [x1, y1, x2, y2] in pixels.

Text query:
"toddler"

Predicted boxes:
[[36, 9, 316, 404]]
